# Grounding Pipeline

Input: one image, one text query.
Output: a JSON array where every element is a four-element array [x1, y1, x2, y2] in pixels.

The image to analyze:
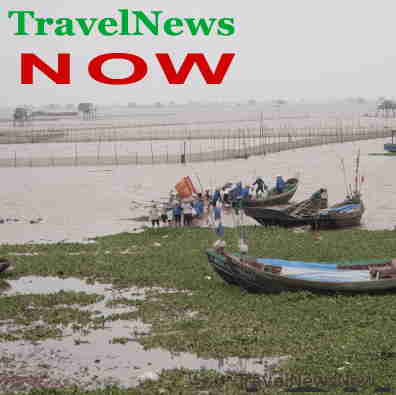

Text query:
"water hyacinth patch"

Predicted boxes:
[[0, 226, 396, 393]]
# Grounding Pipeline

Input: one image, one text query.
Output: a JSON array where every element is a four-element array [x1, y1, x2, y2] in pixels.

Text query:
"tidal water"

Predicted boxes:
[[0, 277, 287, 392], [0, 137, 394, 244]]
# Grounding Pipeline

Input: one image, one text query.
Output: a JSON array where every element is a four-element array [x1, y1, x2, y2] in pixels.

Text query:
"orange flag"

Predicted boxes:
[[175, 176, 197, 199]]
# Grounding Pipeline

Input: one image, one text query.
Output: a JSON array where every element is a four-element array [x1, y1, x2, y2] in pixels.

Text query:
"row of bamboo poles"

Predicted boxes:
[[0, 126, 391, 168]]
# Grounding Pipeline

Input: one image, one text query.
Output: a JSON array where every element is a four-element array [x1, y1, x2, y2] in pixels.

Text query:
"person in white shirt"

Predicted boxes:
[[181, 201, 193, 226], [149, 204, 160, 227]]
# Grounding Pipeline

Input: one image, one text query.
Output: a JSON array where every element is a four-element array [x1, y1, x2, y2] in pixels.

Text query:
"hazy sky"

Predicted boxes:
[[1, 0, 396, 106]]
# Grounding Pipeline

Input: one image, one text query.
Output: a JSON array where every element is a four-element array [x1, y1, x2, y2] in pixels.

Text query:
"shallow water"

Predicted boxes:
[[0, 277, 288, 392], [0, 137, 395, 244], [0, 334, 287, 392]]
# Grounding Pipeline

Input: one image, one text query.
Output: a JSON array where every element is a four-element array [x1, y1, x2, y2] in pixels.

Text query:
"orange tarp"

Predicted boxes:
[[175, 176, 197, 199]]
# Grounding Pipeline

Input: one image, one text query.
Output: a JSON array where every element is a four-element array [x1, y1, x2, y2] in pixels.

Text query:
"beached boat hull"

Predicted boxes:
[[243, 206, 312, 227], [245, 200, 364, 229], [242, 178, 298, 208], [206, 249, 396, 293]]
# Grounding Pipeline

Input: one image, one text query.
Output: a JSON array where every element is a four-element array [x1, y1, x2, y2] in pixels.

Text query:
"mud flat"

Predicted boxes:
[[0, 138, 395, 245]]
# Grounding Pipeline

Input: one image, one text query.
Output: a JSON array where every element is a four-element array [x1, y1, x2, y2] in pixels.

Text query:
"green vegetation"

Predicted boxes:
[[2, 227, 396, 393], [368, 152, 396, 156]]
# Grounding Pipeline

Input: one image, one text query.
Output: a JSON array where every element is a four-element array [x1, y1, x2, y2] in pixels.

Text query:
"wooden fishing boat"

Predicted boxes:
[[315, 152, 365, 228], [242, 178, 299, 208], [243, 192, 326, 227], [207, 247, 396, 293], [244, 193, 364, 229]]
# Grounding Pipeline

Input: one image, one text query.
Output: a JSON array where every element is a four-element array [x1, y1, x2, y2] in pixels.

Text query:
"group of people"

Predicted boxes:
[[149, 192, 206, 228], [148, 175, 287, 228], [208, 175, 287, 206]]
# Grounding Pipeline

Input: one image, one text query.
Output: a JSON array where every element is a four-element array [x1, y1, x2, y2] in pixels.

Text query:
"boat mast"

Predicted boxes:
[[354, 150, 361, 195], [340, 157, 352, 197]]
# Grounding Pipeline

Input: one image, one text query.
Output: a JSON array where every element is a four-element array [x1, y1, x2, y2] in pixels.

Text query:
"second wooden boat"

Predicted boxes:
[[242, 178, 299, 208], [207, 247, 396, 293], [244, 193, 364, 229]]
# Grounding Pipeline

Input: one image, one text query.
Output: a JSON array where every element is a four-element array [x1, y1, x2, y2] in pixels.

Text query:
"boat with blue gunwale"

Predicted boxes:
[[384, 130, 396, 152], [206, 248, 396, 293], [244, 193, 364, 229]]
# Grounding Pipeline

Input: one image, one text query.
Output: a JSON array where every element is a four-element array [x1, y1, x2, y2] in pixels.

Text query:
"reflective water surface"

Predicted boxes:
[[0, 277, 288, 392], [0, 137, 394, 244]]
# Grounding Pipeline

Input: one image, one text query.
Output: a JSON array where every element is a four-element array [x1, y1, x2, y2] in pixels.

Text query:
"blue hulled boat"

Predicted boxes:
[[207, 248, 396, 293], [384, 130, 396, 152]]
